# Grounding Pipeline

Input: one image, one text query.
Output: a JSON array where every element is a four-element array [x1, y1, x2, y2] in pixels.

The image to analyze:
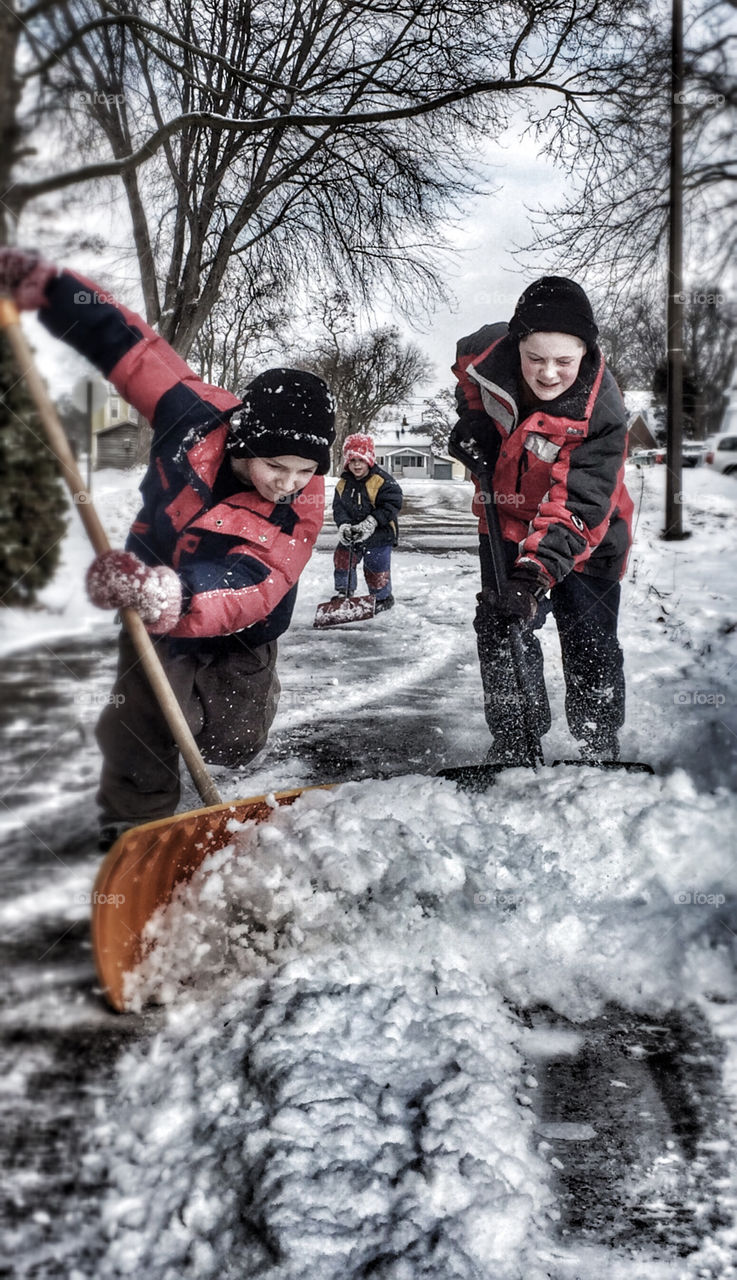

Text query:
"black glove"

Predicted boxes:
[[448, 410, 494, 473], [497, 564, 549, 623]]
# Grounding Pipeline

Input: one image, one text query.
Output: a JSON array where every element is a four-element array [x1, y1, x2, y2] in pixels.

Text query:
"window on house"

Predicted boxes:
[[395, 454, 425, 467]]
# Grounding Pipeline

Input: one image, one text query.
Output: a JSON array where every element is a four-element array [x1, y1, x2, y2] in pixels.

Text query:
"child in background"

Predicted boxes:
[[332, 434, 403, 612], [0, 248, 335, 848]]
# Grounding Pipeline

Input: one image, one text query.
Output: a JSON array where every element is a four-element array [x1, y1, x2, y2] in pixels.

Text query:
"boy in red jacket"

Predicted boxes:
[[0, 249, 335, 848], [451, 277, 633, 765]]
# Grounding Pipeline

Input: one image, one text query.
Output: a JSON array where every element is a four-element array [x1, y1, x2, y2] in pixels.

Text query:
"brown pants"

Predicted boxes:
[[96, 629, 280, 824]]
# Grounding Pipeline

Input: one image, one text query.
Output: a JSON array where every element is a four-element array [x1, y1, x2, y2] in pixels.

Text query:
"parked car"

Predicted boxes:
[[705, 435, 737, 476], [681, 441, 708, 468], [629, 442, 708, 468], [629, 447, 665, 467]]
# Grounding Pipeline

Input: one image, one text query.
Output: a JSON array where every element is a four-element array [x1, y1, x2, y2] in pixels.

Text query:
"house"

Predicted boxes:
[[94, 420, 141, 469], [90, 385, 146, 469], [627, 410, 659, 455], [372, 421, 465, 480]]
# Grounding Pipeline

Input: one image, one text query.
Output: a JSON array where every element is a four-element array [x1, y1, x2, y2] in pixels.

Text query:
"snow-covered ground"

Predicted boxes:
[[1, 465, 737, 1278]]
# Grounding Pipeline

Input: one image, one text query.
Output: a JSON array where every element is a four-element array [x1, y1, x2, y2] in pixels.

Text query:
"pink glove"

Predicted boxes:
[[0, 248, 57, 310], [86, 551, 182, 633]]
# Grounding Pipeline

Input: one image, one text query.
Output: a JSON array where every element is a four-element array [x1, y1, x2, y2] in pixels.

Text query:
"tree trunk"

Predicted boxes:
[[0, 0, 23, 243]]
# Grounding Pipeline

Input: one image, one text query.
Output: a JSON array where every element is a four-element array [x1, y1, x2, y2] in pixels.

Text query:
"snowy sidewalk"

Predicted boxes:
[[2, 465, 737, 1279]]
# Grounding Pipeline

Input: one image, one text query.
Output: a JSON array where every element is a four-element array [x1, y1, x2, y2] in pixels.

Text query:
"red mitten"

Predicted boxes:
[[0, 248, 57, 310], [86, 551, 182, 632]]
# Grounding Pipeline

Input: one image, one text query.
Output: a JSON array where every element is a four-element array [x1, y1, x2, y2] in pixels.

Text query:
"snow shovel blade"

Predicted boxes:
[[437, 761, 533, 791], [440, 758, 653, 790], [91, 784, 333, 1012], [551, 758, 654, 773], [313, 593, 377, 628]]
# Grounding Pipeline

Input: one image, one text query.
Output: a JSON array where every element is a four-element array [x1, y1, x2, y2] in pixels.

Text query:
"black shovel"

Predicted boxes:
[[440, 439, 652, 788]]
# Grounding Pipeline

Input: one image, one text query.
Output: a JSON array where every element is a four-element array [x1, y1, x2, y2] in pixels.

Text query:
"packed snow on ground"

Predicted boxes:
[[3, 463, 737, 1278], [107, 765, 737, 1280]]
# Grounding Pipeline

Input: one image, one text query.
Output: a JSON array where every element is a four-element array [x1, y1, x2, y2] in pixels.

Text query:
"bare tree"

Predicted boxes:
[[297, 314, 433, 466], [189, 267, 289, 393], [5, 0, 651, 356], [413, 387, 456, 455], [521, 0, 736, 292], [596, 282, 735, 437]]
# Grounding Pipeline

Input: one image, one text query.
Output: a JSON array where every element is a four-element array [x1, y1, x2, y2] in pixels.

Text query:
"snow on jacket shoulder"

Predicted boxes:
[[333, 465, 402, 547], [39, 270, 325, 642], [452, 324, 633, 584]]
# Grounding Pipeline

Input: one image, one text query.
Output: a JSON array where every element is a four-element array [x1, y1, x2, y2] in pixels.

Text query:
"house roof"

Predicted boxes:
[[374, 433, 433, 451]]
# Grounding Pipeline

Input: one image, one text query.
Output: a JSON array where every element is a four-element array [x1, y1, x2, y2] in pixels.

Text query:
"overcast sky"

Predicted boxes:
[[400, 140, 569, 396], [21, 132, 569, 412]]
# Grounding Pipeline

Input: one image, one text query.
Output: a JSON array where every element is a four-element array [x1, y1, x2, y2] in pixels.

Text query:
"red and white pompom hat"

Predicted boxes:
[[342, 433, 375, 467]]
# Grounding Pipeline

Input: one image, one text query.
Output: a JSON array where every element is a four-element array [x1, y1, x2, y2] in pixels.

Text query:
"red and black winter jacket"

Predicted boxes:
[[452, 323, 633, 585], [39, 270, 324, 648], [333, 465, 402, 548]]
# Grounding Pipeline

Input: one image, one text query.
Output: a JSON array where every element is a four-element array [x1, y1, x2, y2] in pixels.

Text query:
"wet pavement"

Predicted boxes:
[[0, 621, 477, 1278], [521, 1004, 736, 1262], [1, 616, 735, 1275]]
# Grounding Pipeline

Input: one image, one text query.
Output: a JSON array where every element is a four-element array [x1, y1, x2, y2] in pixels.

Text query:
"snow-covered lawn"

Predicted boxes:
[[2, 464, 737, 1278]]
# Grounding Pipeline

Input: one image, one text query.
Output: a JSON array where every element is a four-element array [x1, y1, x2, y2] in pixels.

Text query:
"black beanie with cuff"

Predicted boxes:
[[507, 277, 598, 351], [228, 368, 336, 475]]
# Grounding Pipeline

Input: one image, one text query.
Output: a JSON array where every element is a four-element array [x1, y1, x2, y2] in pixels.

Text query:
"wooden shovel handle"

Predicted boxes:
[[0, 297, 222, 808]]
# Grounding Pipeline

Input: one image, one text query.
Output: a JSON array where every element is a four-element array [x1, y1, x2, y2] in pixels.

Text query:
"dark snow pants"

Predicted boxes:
[[333, 543, 393, 600], [476, 537, 625, 757], [96, 628, 280, 824]]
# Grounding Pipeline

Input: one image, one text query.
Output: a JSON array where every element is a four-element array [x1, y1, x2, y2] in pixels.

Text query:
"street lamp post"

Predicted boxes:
[[663, 0, 689, 541]]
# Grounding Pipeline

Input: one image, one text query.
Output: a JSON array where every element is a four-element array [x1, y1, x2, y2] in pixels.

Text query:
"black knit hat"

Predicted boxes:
[[228, 368, 336, 475], [508, 277, 598, 351]]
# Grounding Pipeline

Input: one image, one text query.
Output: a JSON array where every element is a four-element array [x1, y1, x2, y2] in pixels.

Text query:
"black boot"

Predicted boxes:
[[484, 741, 540, 768], [579, 733, 620, 764], [98, 820, 137, 853]]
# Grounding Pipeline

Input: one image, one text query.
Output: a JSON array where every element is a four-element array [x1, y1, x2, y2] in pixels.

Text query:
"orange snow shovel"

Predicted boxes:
[[313, 544, 377, 628], [1, 298, 332, 1011]]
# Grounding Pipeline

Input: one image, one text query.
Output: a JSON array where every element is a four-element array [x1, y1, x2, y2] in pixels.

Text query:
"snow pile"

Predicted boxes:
[[87, 767, 737, 1278], [128, 769, 737, 1018]]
